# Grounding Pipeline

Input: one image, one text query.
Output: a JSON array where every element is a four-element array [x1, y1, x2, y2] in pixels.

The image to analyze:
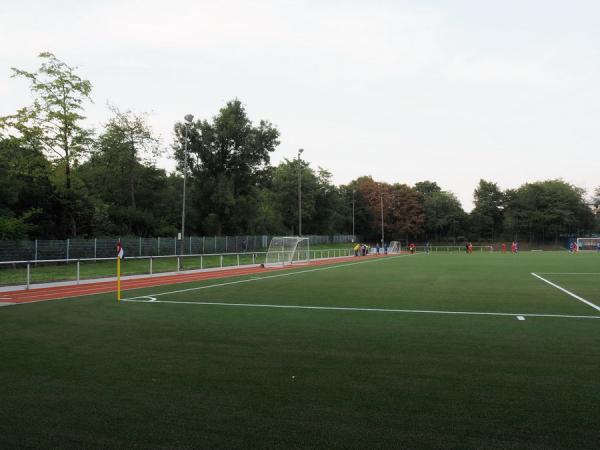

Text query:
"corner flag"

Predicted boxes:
[[117, 239, 124, 302]]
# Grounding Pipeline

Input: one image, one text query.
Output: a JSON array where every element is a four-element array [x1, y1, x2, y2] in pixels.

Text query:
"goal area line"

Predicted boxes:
[[121, 298, 600, 321]]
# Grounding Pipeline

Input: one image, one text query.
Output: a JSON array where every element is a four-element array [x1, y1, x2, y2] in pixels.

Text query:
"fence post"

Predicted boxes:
[[158, 237, 160, 256], [215, 236, 217, 253], [220, 255, 223, 268], [237, 254, 240, 266], [150, 257, 153, 275], [26, 262, 30, 290], [252, 253, 255, 264], [226, 236, 228, 252], [66, 239, 70, 261], [139, 237, 142, 256], [174, 237, 177, 255], [202, 236, 205, 254], [94, 238, 97, 260], [77, 260, 80, 285], [200, 255, 203, 270], [189, 237, 192, 254], [34, 240, 38, 261], [177, 257, 180, 272]]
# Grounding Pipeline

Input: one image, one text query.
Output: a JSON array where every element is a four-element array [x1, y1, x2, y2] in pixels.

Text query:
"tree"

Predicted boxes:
[[0, 137, 63, 238], [421, 190, 467, 242], [0, 52, 93, 236], [503, 180, 594, 242], [173, 100, 279, 235], [97, 107, 160, 209], [415, 180, 442, 196], [78, 110, 176, 237], [470, 180, 505, 241], [354, 177, 424, 242]]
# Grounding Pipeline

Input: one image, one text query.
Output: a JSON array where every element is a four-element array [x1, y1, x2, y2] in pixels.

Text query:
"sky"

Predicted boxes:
[[1, 0, 599, 210]]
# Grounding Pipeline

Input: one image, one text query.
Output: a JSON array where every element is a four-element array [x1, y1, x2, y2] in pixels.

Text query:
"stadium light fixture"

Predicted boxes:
[[298, 148, 304, 236], [181, 114, 194, 257]]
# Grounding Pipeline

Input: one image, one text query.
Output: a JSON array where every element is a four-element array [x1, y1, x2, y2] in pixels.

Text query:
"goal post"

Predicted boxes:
[[264, 236, 310, 267], [576, 237, 600, 251]]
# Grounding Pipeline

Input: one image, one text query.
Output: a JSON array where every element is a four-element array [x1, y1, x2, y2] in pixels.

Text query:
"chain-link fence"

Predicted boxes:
[[0, 235, 355, 262]]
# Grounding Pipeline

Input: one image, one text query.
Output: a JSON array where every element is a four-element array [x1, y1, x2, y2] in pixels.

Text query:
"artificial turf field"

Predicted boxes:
[[1, 252, 599, 449]]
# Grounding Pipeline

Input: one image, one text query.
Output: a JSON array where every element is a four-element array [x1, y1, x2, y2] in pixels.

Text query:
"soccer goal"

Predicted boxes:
[[576, 237, 600, 251], [264, 236, 310, 267], [389, 241, 401, 253]]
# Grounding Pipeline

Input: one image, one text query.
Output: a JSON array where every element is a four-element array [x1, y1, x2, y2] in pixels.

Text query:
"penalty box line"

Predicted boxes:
[[531, 272, 600, 312], [123, 253, 417, 301], [121, 298, 600, 320]]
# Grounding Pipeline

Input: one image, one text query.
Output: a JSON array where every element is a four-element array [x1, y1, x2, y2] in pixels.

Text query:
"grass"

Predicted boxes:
[[1, 252, 599, 449], [0, 244, 354, 286]]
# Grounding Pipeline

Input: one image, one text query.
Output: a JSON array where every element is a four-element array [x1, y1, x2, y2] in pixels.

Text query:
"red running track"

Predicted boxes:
[[0, 254, 386, 305]]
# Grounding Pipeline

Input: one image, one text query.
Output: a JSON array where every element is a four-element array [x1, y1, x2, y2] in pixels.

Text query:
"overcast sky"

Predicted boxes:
[[1, 0, 599, 210]]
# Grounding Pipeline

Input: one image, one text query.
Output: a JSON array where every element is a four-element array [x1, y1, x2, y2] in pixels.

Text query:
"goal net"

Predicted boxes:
[[576, 237, 600, 251], [264, 236, 310, 267], [389, 241, 401, 253]]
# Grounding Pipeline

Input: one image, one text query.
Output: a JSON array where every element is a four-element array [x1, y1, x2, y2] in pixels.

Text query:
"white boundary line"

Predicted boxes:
[[121, 298, 600, 320], [536, 273, 600, 275], [123, 254, 415, 301], [531, 272, 600, 312]]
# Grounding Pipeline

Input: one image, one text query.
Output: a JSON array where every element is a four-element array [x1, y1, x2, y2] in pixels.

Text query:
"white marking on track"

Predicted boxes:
[[531, 272, 600, 312], [121, 298, 600, 320], [517, 316, 525, 321]]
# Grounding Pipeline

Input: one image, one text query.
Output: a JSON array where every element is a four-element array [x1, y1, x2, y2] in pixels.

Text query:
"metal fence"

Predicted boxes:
[[0, 235, 355, 262]]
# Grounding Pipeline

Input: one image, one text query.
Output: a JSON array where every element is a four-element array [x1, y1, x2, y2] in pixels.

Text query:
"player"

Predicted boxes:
[[424, 241, 430, 254], [501, 243, 507, 253]]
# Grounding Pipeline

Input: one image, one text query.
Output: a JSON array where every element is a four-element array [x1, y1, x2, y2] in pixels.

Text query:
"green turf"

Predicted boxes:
[[1, 252, 599, 449]]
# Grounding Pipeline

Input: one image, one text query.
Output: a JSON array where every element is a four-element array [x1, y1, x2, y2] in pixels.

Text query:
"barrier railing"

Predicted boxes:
[[0, 248, 356, 288]]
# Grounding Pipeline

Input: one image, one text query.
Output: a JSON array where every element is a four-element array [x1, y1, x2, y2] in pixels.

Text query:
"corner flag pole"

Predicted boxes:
[[116, 239, 123, 302]]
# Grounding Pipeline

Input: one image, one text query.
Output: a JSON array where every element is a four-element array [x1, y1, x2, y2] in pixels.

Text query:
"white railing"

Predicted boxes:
[[0, 248, 355, 289]]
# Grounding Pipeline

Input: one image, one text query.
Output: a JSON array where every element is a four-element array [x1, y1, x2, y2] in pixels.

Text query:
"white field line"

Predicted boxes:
[[517, 316, 525, 321], [536, 273, 600, 275], [531, 272, 600, 312], [121, 298, 600, 320], [123, 254, 415, 301]]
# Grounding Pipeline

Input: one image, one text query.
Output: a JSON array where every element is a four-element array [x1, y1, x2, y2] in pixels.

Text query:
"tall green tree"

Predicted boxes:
[[503, 180, 594, 242], [174, 100, 279, 235], [0, 52, 93, 236], [421, 190, 467, 242], [470, 179, 505, 241], [78, 111, 176, 236]]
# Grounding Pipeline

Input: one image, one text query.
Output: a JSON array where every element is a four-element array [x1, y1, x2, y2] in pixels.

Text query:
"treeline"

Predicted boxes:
[[1, 53, 599, 242]]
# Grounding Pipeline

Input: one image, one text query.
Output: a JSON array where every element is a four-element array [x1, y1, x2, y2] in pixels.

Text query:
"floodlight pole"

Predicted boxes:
[[380, 192, 384, 245], [181, 114, 194, 257], [298, 148, 304, 236], [352, 189, 355, 242]]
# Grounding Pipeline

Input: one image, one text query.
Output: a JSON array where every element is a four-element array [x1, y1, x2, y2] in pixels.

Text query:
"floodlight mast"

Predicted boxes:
[[352, 189, 355, 242], [380, 192, 384, 245], [181, 114, 194, 256], [298, 148, 304, 236]]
